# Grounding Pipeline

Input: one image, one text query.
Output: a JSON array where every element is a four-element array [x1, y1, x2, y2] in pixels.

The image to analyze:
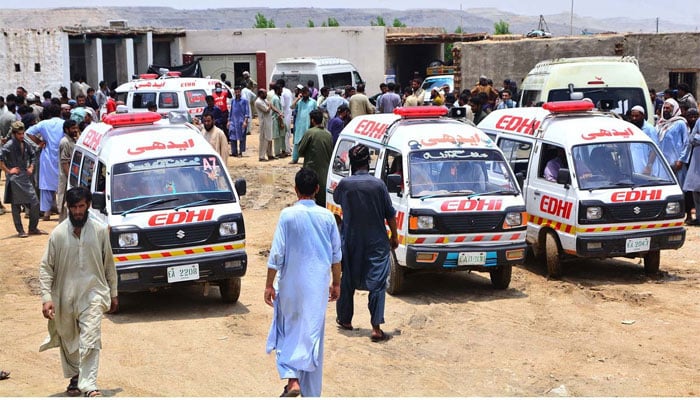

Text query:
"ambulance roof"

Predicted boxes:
[[115, 77, 225, 93], [341, 108, 497, 154], [478, 103, 653, 149], [77, 116, 215, 162]]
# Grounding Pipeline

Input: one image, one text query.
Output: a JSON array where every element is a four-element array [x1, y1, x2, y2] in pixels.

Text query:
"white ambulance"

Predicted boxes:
[[114, 72, 232, 119], [478, 100, 686, 277], [327, 106, 527, 294], [69, 112, 247, 303]]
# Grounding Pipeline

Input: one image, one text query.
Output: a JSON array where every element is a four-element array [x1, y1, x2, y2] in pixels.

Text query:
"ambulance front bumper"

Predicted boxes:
[[405, 242, 526, 271], [115, 250, 247, 292], [575, 227, 685, 257]]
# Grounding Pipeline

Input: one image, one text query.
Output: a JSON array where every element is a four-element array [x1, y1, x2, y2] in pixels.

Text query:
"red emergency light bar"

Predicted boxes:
[[587, 80, 605, 85], [166, 71, 182, 77], [394, 106, 449, 118], [139, 74, 159, 79], [542, 100, 595, 113], [102, 112, 162, 127]]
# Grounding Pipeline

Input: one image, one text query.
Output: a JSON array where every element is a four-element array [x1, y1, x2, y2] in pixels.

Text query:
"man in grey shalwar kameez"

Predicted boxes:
[[0, 121, 42, 237], [39, 186, 118, 397], [265, 168, 342, 397], [334, 144, 399, 342]]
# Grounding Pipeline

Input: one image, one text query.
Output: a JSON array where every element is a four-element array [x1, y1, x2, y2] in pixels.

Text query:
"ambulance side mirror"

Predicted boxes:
[[556, 168, 571, 186], [387, 174, 403, 195], [92, 192, 106, 211], [234, 178, 247, 196]]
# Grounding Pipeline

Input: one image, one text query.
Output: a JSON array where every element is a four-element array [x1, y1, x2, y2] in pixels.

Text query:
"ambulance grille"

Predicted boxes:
[[605, 203, 664, 221], [146, 225, 214, 247], [438, 214, 504, 233]]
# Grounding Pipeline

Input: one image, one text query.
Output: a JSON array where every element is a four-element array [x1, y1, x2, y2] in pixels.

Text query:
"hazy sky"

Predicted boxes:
[[5, 0, 697, 22]]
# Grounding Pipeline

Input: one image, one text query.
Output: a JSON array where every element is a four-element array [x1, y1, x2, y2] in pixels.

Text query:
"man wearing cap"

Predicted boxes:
[[212, 82, 232, 135], [333, 144, 399, 342], [240, 71, 257, 91], [26, 104, 64, 221], [0, 121, 44, 237]]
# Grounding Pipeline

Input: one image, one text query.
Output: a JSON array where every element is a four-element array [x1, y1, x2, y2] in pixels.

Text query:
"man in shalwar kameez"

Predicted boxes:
[[333, 144, 399, 342], [289, 86, 317, 164], [656, 98, 690, 219], [228, 85, 250, 157], [265, 168, 342, 397], [39, 186, 118, 397]]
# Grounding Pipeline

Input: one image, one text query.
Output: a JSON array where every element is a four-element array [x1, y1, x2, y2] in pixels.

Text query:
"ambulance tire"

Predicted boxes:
[[489, 265, 512, 289], [386, 252, 405, 295], [219, 277, 241, 303], [544, 231, 563, 279], [643, 250, 660, 275]]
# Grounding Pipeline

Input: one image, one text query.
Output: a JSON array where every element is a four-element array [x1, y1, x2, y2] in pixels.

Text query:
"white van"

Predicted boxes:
[[518, 56, 655, 124], [114, 73, 232, 119], [478, 100, 686, 277], [69, 112, 247, 303], [270, 57, 364, 92], [327, 106, 527, 293], [421, 74, 454, 104]]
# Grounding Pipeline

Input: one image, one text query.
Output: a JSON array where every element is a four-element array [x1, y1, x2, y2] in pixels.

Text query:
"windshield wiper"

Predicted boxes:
[[468, 190, 520, 198], [174, 198, 228, 211], [120, 198, 179, 216], [634, 179, 675, 187]]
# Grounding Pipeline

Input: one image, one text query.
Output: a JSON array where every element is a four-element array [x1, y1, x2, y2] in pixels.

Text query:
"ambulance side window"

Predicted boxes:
[[520, 90, 541, 107], [332, 140, 355, 177], [498, 138, 531, 178], [69, 150, 83, 187], [539, 144, 567, 181], [133, 92, 156, 109], [80, 156, 96, 189], [96, 162, 107, 192], [367, 146, 380, 175], [159, 92, 180, 109]]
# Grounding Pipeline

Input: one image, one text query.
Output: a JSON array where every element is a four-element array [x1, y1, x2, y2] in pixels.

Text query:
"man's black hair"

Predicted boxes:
[[309, 109, 323, 125], [63, 119, 77, 133], [45, 104, 61, 118], [295, 168, 319, 196], [66, 186, 92, 207], [276, 79, 286, 88]]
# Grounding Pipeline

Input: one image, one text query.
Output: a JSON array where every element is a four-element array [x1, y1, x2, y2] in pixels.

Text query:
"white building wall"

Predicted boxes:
[[0, 29, 68, 98], [180, 27, 386, 94]]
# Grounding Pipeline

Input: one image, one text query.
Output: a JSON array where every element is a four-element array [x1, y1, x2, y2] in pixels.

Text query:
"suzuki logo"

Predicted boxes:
[[633, 206, 641, 215], [176, 230, 186, 239]]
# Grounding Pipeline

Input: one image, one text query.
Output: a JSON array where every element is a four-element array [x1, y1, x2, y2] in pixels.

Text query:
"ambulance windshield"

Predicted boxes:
[[110, 155, 235, 213], [572, 142, 676, 190], [408, 149, 519, 198]]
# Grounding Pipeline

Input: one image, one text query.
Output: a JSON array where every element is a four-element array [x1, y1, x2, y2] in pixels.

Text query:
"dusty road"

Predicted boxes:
[[0, 131, 698, 397]]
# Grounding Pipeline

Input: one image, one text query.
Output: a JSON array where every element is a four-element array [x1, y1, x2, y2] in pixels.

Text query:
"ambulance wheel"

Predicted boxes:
[[490, 265, 512, 289], [544, 231, 563, 279], [386, 252, 405, 295], [219, 277, 241, 303], [643, 250, 660, 275]]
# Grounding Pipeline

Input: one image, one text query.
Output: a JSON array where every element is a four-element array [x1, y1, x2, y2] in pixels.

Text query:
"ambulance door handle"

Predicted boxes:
[[533, 191, 542, 196]]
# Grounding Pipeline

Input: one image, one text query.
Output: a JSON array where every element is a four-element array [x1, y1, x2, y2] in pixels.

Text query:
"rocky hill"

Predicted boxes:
[[0, 6, 695, 35]]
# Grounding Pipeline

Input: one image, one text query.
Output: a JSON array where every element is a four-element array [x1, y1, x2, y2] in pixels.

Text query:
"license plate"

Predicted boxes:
[[625, 237, 650, 253], [457, 252, 486, 266], [167, 263, 200, 283]]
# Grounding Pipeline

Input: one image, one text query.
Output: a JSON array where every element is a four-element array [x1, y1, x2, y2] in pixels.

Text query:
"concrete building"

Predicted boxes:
[[455, 33, 700, 100]]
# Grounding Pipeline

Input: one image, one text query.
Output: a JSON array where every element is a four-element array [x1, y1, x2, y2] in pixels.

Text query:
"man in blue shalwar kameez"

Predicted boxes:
[[265, 168, 342, 397], [334, 144, 399, 342]]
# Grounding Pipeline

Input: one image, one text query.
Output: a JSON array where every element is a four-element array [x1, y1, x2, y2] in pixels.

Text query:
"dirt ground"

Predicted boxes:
[[0, 127, 699, 397]]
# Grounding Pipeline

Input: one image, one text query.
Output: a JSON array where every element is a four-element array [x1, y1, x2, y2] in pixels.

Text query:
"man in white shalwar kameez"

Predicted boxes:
[[265, 168, 342, 397], [39, 186, 118, 397]]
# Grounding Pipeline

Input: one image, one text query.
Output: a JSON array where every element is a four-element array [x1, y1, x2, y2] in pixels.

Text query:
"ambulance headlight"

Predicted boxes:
[[665, 201, 681, 215], [504, 212, 522, 227], [219, 221, 239, 237], [409, 215, 434, 230], [118, 233, 139, 247], [586, 206, 603, 220]]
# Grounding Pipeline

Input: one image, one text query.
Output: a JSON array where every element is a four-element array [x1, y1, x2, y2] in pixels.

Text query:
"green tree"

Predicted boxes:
[[253, 13, 275, 28], [494, 19, 510, 34], [327, 17, 339, 27], [444, 27, 463, 64], [307, 19, 315, 27], [392, 18, 406, 28], [371, 16, 386, 26]]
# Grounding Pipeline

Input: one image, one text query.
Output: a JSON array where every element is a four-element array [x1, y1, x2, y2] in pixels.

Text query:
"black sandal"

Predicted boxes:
[[66, 375, 81, 397], [84, 390, 102, 397]]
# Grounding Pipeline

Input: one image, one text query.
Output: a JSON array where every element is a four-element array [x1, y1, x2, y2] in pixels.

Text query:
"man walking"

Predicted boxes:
[[26, 104, 64, 221], [0, 121, 43, 237], [39, 186, 118, 397], [333, 144, 398, 342], [265, 168, 342, 398], [298, 109, 333, 207], [200, 112, 229, 165]]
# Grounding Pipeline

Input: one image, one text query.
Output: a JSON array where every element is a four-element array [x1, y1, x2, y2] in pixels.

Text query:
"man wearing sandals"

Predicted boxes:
[[39, 186, 118, 397], [333, 144, 399, 342]]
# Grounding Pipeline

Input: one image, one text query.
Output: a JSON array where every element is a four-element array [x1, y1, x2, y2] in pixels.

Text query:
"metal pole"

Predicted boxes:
[[570, 0, 574, 36]]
